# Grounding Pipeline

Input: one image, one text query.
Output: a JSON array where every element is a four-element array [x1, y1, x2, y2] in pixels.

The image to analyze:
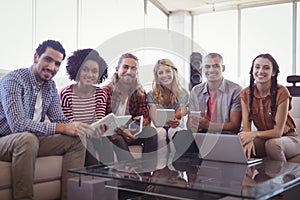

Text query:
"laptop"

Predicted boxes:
[[194, 133, 262, 165]]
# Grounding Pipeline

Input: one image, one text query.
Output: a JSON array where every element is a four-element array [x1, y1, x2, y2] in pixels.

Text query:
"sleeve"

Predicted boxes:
[[46, 85, 70, 124], [240, 88, 249, 105], [59, 86, 73, 121], [230, 85, 242, 112], [133, 91, 150, 126], [0, 77, 57, 136], [146, 91, 156, 106], [179, 91, 189, 106], [188, 87, 198, 111], [95, 87, 108, 120], [104, 85, 113, 115], [277, 86, 291, 106]]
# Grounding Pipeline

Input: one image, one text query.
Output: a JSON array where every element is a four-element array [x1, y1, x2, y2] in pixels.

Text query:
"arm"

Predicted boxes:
[[1, 77, 58, 135], [58, 86, 73, 121], [202, 111, 241, 132], [148, 105, 157, 124], [240, 99, 288, 144], [131, 91, 150, 126], [146, 91, 157, 124]]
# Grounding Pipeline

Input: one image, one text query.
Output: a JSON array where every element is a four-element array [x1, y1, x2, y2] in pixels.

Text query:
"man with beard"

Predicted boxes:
[[173, 53, 242, 154], [0, 40, 95, 200], [105, 53, 158, 162]]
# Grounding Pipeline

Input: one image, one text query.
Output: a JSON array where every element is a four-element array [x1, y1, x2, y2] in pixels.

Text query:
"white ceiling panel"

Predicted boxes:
[[149, 0, 296, 15]]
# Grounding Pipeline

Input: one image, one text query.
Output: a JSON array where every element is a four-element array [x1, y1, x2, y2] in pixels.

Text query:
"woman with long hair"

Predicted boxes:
[[147, 59, 189, 153], [238, 53, 300, 161]]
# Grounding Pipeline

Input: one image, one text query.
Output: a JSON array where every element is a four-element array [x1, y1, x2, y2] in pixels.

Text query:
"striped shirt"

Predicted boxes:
[[59, 84, 107, 124], [0, 67, 69, 137]]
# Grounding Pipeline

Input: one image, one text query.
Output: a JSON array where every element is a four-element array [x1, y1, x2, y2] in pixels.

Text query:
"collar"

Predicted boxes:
[[29, 66, 51, 91], [253, 85, 271, 99], [204, 78, 226, 94]]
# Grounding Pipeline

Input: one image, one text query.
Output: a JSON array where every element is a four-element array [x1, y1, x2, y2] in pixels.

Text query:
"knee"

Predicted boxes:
[[265, 138, 282, 152], [142, 126, 158, 138], [112, 135, 128, 147], [265, 138, 284, 161], [15, 132, 39, 154], [156, 128, 167, 142]]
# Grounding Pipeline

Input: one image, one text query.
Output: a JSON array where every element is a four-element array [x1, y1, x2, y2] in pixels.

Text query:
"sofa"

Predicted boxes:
[[0, 156, 63, 200]]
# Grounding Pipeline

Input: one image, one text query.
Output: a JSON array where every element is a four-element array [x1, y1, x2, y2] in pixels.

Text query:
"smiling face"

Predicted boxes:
[[78, 59, 99, 86], [252, 57, 275, 84], [116, 57, 138, 85], [33, 47, 63, 83], [156, 64, 174, 88], [203, 56, 224, 83]]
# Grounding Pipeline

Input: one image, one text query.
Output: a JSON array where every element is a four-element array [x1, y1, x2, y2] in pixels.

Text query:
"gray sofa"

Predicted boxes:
[[0, 156, 63, 200]]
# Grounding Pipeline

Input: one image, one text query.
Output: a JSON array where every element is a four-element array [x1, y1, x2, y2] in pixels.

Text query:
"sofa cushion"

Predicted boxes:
[[0, 156, 62, 189]]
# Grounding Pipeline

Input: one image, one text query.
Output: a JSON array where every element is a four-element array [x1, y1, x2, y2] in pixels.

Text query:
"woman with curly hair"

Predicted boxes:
[[59, 48, 113, 166], [147, 59, 189, 153], [238, 53, 300, 161]]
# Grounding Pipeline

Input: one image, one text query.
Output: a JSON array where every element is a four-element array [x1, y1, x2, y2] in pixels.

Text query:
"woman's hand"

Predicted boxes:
[[238, 131, 256, 145], [243, 141, 256, 159], [166, 118, 180, 128], [93, 124, 109, 138]]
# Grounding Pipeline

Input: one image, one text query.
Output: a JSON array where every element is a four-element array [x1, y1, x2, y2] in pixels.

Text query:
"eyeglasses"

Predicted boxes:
[[204, 64, 221, 69]]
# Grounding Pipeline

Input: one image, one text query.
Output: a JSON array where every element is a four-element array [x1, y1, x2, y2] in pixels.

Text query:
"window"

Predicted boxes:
[[241, 3, 292, 86], [194, 10, 239, 84], [0, 0, 33, 69]]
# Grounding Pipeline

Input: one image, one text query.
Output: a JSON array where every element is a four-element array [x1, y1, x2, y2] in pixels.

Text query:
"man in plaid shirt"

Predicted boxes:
[[105, 53, 158, 162], [0, 40, 94, 200]]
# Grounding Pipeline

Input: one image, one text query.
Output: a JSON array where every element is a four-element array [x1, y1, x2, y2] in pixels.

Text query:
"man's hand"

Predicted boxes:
[[198, 112, 210, 129], [187, 115, 199, 132], [121, 128, 138, 142], [57, 122, 94, 137]]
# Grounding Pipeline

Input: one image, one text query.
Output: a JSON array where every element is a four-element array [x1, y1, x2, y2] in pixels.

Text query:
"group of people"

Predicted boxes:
[[0, 39, 300, 200]]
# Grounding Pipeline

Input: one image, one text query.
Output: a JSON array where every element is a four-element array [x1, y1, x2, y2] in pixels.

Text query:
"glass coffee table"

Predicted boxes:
[[69, 154, 300, 199]]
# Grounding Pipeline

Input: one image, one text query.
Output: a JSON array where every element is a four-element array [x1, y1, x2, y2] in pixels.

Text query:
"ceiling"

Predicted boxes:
[[149, 0, 296, 15]]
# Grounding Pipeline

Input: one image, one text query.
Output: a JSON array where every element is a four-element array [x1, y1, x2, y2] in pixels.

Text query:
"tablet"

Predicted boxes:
[[90, 113, 131, 136], [155, 109, 175, 127], [189, 111, 202, 118], [128, 115, 143, 136]]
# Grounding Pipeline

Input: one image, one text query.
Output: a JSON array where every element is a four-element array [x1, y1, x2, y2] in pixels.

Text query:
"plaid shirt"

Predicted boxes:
[[105, 84, 150, 126], [0, 67, 69, 137]]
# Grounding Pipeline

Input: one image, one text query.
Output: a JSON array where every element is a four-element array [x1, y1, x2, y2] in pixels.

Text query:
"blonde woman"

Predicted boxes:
[[147, 59, 189, 154]]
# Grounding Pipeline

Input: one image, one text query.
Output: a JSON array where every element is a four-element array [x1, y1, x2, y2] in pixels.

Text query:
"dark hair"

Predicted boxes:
[[66, 48, 108, 84], [117, 53, 138, 67], [36, 40, 66, 60], [248, 53, 280, 123], [204, 53, 223, 64]]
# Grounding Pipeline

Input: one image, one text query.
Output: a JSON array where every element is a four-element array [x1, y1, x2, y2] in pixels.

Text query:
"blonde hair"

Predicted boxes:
[[152, 59, 187, 105]]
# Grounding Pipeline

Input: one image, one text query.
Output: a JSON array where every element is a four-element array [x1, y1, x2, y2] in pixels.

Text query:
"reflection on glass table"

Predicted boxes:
[[69, 153, 300, 200]]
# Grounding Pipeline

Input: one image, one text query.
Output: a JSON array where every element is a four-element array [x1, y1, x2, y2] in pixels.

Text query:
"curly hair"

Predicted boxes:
[[36, 39, 66, 60], [66, 48, 108, 84], [152, 59, 188, 106], [248, 53, 280, 124]]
